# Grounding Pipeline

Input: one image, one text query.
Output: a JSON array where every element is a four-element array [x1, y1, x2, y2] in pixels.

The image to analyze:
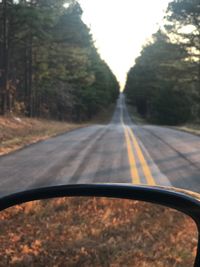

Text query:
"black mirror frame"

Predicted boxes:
[[0, 184, 200, 266]]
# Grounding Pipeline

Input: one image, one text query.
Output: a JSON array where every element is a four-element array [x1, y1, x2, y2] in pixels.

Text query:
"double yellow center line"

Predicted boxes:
[[121, 112, 156, 185]]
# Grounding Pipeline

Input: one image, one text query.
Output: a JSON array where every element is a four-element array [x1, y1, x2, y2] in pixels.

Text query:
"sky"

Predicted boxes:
[[78, 0, 171, 89]]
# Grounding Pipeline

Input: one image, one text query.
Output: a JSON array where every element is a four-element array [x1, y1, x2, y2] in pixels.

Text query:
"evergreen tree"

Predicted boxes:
[[125, 31, 191, 125], [0, 0, 119, 120]]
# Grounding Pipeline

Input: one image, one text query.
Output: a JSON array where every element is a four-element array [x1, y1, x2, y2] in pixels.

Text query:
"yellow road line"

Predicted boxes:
[[121, 106, 140, 183], [123, 126, 140, 184], [127, 127, 156, 186]]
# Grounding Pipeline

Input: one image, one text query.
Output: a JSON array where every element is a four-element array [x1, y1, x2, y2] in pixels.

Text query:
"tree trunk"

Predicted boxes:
[[27, 32, 33, 117], [1, 0, 9, 115]]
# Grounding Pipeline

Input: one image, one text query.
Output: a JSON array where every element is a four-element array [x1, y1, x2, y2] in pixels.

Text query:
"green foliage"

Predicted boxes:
[[153, 86, 192, 125], [165, 0, 200, 107], [125, 0, 200, 125], [0, 0, 119, 120], [125, 30, 194, 125]]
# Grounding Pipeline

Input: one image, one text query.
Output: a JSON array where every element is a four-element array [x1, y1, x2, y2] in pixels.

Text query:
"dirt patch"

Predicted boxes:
[[0, 197, 197, 266]]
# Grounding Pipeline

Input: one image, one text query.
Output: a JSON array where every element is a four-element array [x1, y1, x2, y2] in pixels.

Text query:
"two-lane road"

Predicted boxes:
[[0, 94, 200, 197]]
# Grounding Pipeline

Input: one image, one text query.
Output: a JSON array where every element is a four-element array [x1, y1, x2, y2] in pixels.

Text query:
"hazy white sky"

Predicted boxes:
[[79, 0, 171, 88]]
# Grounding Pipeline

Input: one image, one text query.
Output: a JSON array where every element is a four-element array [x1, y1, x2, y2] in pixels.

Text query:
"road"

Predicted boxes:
[[0, 94, 200, 196]]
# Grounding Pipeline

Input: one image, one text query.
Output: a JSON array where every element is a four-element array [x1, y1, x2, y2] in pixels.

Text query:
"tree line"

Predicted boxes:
[[125, 0, 200, 125], [0, 0, 119, 121]]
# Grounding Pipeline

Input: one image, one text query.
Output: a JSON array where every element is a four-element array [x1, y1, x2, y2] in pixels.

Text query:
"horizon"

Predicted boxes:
[[79, 0, 171, 89]]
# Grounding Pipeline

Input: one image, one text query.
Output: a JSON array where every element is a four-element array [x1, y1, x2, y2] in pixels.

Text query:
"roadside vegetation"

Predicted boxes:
[[0, 116, 88, 156], [125, 0, 200, 126], [0, 104, 114, 156], [127, 104, 200, 137], [0, 0, 119, 154], [0, 0, 119, 121], [0, 197, 197, 266], [127, 104, 146, 125]]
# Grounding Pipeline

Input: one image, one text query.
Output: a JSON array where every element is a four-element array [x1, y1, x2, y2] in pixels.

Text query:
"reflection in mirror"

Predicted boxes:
[[0, 197, 198, 267]]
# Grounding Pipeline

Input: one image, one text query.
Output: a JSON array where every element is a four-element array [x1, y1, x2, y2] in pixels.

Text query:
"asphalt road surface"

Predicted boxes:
[[0, 94, 200, 196]]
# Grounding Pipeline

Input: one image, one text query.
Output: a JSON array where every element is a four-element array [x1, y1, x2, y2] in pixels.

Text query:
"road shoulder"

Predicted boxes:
[[0, 105, 115, 157], [0, 116, 89, 156]]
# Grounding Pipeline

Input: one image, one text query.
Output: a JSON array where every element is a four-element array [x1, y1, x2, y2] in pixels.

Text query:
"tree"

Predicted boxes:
[[0, 0, 119, 120], [165, 0, 200, 109], [125, 31, 192, 125], [0, 0, 14, 114]]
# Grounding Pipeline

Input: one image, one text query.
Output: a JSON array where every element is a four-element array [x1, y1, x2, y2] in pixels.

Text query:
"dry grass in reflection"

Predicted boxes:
[[0, 197, 198, 267]]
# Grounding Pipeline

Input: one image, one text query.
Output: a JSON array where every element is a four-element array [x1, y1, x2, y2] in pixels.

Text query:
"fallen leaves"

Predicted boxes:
[[0, 197, 198, 267]]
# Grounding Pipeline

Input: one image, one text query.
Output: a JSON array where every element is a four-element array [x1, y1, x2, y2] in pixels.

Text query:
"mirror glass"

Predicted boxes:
[[0, 197, 198, 267]]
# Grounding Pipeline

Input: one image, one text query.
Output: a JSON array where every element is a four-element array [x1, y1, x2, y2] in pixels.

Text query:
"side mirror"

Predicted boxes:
[[0, 184, 200, 266]]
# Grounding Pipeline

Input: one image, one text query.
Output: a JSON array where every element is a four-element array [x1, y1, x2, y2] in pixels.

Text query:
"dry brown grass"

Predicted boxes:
[[0, 106, 114, 156], [0, 197, 198, 266], [0, 116, 88, 156]]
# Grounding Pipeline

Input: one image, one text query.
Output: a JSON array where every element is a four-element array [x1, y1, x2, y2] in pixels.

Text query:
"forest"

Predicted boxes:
[[0, 0, 119, 121], [125, 0, 200, 125]]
